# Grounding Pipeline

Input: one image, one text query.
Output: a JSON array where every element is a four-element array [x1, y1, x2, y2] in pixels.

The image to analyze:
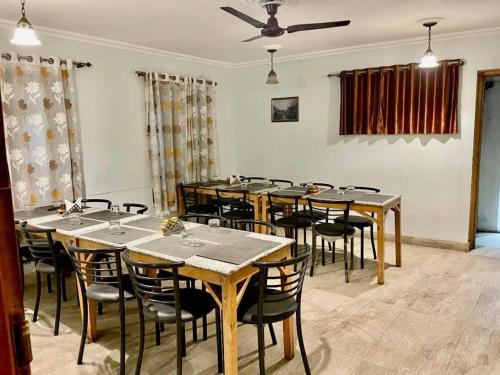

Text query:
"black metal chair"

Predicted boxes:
[[235, 219, 277, 236], [241, 176, 267, 182], [179, 183, 218, 216], [66, 241, 134, 375], [334, 186, 380, 268], [237, 250, 311, 375], [267, 192, 311, 259], [123, 251, 223, 375], [81, 198, 112, 209], [123, 203, 148, 214], [308, 198, 356, 282], [19, 224, 73, 336], [216, 188, 254, 228], [180, 213, 227, 226], [269, 178, 294, 186]]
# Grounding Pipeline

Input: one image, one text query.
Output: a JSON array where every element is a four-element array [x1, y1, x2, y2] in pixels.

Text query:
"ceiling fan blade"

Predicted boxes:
[[220, 7, 267, 28], [287, 20, 350, 33], [242, 35, 265, 42]]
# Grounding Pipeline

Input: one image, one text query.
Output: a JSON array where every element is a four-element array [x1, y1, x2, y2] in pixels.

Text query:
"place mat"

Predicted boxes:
[[81, 210, 137, 222], [189, 225, 247, 242], [244, 183, 278, 192], [81, 227, 154, 245], [269, 189, 306, 198], [196, 236, 282, 265], [286, 186, 309, 193], [39, 217, 103, 231], [124, 216, 163, 231], [183, 180, 227, 188], [137, 236, 221, 260], [313, 190, 395, 204], [15, 206, 59, 221]]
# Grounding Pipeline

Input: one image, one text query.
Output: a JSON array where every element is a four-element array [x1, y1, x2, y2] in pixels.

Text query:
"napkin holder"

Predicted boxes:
[[306, 185, 320, 194], [161, 217, 185, 236], [63, 198, 84, 217]]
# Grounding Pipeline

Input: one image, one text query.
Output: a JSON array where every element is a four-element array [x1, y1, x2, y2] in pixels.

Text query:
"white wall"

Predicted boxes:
[[232, 34, 500, 244], [478, 82, 500, 232], [0, 29, 237, 210]]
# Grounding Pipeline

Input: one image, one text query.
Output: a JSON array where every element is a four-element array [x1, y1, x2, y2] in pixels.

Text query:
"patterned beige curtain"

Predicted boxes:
[[145, 73, 220, 214], [1, 54, 85, 209]]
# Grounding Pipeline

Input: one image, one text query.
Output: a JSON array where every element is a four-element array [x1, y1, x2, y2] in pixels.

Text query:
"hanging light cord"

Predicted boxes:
[[270, 51, 274, 70], [427, 25, 432, 50], [20, 0, 26, 17]]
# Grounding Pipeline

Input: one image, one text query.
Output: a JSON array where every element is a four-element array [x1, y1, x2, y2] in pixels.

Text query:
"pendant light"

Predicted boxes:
[[11, 0, 41, 46], [266, 48, 279, 84], [419, 20, 438, 68]]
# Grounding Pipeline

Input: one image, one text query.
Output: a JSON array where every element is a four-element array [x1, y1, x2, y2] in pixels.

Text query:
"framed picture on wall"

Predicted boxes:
[[271, 97, 299, 122]]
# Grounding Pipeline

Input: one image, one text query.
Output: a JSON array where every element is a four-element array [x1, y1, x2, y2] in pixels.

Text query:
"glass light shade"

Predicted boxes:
[[419, 48, 438, 68], [10, 17, 41, 46], [244, 0, 301, 9], [266, 69, 279, 84]]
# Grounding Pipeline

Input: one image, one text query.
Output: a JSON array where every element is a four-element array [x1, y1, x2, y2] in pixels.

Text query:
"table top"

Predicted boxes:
[[15, 208, 294, 276]]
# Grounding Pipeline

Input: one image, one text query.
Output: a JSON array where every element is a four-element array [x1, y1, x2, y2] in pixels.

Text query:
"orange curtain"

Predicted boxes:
[[339, 59, 461, 135]]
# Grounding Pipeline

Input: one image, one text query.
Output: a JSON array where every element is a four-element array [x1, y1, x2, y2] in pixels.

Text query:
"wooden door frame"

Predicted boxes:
[[468, 69, 500, 250]]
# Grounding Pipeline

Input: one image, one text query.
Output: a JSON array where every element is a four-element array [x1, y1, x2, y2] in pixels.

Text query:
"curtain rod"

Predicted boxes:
[[327, 58, 464, 78], [1, 53, 92, 68], [135, 71, 217, 86]]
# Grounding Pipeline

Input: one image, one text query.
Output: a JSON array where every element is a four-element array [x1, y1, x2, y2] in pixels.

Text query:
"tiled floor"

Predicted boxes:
[[24, 239, 500, 374]]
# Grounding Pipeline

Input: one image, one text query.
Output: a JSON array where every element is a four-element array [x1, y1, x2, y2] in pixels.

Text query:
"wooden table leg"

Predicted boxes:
[[260, 197, 269, 234], [376, 208, 386, 285], [253, 196, 262, 233], [394, 204, 402, 267], [222, 277, 239, 374]]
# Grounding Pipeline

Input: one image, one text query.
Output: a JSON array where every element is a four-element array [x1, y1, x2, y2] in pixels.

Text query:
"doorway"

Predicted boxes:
[[469, 69, 500, 250]]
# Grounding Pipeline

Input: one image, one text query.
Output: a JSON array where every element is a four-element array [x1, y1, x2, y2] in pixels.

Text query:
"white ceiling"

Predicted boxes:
[[1, 0, 500, 64]]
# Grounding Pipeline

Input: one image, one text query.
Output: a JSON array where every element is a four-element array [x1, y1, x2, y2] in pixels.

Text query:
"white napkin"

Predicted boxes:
[[63, 197, 84, 216]]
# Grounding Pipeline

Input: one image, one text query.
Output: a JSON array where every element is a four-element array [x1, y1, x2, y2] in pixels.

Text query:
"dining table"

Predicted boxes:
[[15, 206, 295, 375]]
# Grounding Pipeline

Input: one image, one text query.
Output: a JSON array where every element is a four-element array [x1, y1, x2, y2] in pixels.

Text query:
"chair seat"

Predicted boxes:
[[315, 223, 356, 239], [238, 288, 297, 324], [35, 255, 73, 274], [142, 288, 216, 324], [334, 215, 373, 228], [294, 209, 328, 221], [223, 210, 254, 220], [186, 204, 218, 214], [275, 215, 311, 229], [86, 275, 135, 303]]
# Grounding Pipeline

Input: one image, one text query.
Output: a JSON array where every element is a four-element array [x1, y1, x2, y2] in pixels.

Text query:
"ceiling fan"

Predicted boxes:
[[221, 1, 350, 42]]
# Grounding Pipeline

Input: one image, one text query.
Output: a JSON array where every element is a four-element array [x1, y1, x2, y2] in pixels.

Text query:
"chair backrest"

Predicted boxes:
[[82, 198, 112, 209], [180, 213, 227, 225], [339, 186, 380, 193], [122, 250, 184, 317], [252, 249, 311, 323], [66, 241, 126, 294], [179, 183, 201, 212], [270, 179, 294, 186], [215, 188, 250, 213], [267, 192, 302, 224], [241, 176, 267, 183], [235, 219, 277, 235], [19, 224, 59, 268], [307, 198, 354, 238], [300, 182, 334, 190], [123, 203, 148, 214]]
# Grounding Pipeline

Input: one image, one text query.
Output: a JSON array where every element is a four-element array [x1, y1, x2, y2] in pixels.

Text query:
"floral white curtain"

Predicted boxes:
[[144, 72, 220, 214], [1, 54, 85, 209]]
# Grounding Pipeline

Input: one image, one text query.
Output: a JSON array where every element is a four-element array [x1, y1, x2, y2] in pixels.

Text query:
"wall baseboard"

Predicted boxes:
[[379, 233, 469, 252]]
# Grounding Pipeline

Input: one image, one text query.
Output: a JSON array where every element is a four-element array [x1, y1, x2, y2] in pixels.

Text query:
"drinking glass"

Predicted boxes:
[[108, 220, 122, 235], [160, 211, 170, 220], [241, 181, 248, 189], [110, 204, 120, 216], [24, 204, 34, 217], [180, 230, 194, 246], [69, 212, 82, 226], [208, 218, 220, 232]]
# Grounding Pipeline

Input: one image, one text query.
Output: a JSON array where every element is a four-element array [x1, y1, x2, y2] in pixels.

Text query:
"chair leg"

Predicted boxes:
[[268, 323, 277, 346], [176, 322, 184, 375], [332, 241, 336, 263], [370, 224, 377, 259], [215, 308, 223, 374], [360, 229, 365, 269], [54, 274, 62, 336], [61, 276, 68, 302], [344, 240, 350, 283], [192, 319, 198, 342], [321, 238, 325, 266], [77, 293, 88, 364], [119, 300, 126, 375], [309, 232, 317, 277], [19, 251, 25, 294], [136, 311, 146, 375], [47, 274, 52, 293], [33, 271, 42, 322], [181, 324, 187, 357], [202, 315, 208, 341], [155, 323, 161, 346], [296, 308, 311, 375], [257, 324, 266, 375], [350, 237, 354, 271], [98, 303, 104, 315]]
